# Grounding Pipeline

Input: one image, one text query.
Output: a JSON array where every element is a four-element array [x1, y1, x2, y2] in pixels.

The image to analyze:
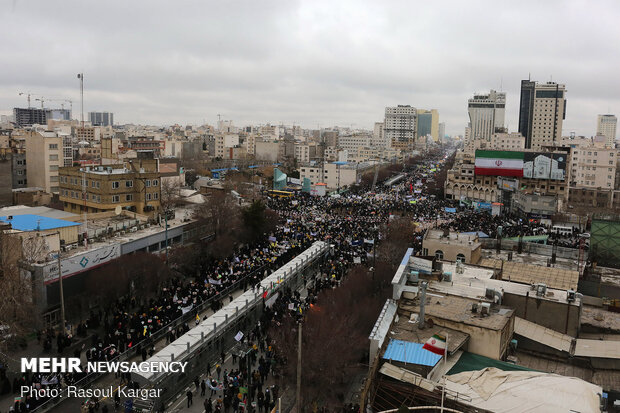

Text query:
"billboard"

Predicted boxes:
[[523, 152, 566, 181], [42, 244, 121, 283], [497, 177, 519, 192]]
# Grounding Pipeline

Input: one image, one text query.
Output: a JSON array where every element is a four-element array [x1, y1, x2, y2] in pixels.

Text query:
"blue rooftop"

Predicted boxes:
[[383, 339, 441, 367], [0, 214, 81, 232]]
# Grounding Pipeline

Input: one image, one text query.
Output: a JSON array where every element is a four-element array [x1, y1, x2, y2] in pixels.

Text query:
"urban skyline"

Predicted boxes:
[[1, 0, 619, 136]]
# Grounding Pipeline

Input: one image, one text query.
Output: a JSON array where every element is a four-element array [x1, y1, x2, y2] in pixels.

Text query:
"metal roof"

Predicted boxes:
[[574, 339, 620, 359], [382, 339, 441, 367], [514, 317, 572, 353], [0, 214, 80, 231]]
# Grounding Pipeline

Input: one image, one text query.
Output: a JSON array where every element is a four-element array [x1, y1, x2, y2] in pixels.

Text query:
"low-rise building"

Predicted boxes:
[[59, 163, 161, 217], [422, 229, 482, 263]]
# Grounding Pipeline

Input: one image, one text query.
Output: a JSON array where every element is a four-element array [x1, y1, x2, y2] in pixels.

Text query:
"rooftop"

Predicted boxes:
[[479, 258, 579, 291], [0, 214, 81, 232], [420, 294, 514, 331], [0, 205, 77, 220], [425, 229, 481, 248], [382, 339, 441, 367]]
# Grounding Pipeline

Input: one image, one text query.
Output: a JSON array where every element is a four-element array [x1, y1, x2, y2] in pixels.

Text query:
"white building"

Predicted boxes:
[[597, 114, 617, 148], [468, 90, 506, 142], [337, 133, 371, 152], [519, 81, 567, 149], [384, 105, 416, 150], [438, 122, 446, 142], [570, 146, 617, 189], [371, 122, 387, 147]]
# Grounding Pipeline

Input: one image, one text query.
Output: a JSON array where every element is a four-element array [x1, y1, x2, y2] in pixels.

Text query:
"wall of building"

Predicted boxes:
[[427, 316, 506, 360], [503, 292, 581, 336]]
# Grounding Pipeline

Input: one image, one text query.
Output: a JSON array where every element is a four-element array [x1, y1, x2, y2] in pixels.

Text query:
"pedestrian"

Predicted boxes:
[[216, 364, 222, 380], [186, 389, 193, 408], [201, 378, 206, 396], [205, 398, 213, 413]]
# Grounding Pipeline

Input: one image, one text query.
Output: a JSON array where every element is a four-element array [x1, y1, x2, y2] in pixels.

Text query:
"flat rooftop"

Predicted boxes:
[[0, 205, 77, 220], [0, 214, 81, 231], [425, 229, 482, 248], [479, 258, 579, 291]]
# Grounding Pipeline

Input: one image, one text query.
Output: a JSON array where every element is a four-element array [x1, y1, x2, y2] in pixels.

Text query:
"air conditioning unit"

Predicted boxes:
[[471, 302, 479, 313], [534, 283, 547, 297], [442, 272, 452, 282], [129, 227, 137, 233], [480, 302, 491, 316], [567, 289, 576, 302]]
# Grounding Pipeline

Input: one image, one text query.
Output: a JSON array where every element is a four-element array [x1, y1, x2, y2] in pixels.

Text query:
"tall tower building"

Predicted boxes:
[[518, 80, 566, 149], [467, 90, 506, 142], [384, 105, 417, 150], [88, 111, 114, 127], [597, 114, 617, 148], [416, 109, 439, 142]]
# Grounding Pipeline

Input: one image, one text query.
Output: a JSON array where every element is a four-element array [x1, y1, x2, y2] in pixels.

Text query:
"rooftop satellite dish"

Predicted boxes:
[[114, 206, 122, 215]]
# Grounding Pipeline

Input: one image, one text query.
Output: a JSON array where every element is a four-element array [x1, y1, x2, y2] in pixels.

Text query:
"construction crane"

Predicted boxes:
[[35, 97, 46, 109], [47, 98, 73, 112], [18, 92, 33, 108]]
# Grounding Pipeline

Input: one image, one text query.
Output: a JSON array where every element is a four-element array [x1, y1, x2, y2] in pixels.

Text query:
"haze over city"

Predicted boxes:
[[2, 0, 619, 134]]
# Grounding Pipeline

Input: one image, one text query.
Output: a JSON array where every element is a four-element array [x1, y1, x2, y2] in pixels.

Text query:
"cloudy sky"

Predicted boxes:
[[2, 0, 619, 136]]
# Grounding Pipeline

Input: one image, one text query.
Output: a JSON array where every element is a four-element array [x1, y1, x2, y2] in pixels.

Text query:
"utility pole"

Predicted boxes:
[[296, 322, 302, 412], [164, 211, 169, 265], [77, 73, 84, 133], [57, 248, 66, 336]]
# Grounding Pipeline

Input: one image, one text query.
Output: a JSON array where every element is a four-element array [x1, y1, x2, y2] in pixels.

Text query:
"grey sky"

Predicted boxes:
[[2, 0, 619, 136]]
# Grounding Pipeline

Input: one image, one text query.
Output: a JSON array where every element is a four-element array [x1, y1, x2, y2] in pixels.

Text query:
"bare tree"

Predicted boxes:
[[160, 178, 182, 212], [21, 234, 50, 264], [0, 232, 35, 349]]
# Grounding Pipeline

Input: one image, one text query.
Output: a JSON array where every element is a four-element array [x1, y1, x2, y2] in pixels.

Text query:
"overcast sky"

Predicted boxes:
[[2, 0, 619, 136]]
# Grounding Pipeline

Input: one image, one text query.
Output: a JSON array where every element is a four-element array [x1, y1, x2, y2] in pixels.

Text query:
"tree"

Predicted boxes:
[[185, 169, 199, 188], [193, 190, 241, 259], [377, 217, 414, 269], [160, 178, 182, 212], [21, 234, 50, 264], [240, 200, 279, 243], [0, 232, 35, 350], [270, 266, 392, 409]]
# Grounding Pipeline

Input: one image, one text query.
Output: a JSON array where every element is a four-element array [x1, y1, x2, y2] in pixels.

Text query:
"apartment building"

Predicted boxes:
[[371, 122, 386, 147], [416, 109, 439, 141], [59, 164, 161, 217], [468, 91, 506, 142], [299, 162, 372, 189], [570, 146, 617, 189], [384, 105, 417, 150], [518, 80, 567, 149], [25, 131, 70, 194], [88, 111, 114, 127], [337, 133, 371, 152], [597, 114, 617, 148]]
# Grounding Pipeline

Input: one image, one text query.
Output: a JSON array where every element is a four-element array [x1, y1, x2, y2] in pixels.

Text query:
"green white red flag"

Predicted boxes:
[[422, 333, 447, 356]]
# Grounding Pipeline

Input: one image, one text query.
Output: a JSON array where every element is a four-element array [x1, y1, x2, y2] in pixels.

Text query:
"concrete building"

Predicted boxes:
[[254, 141, 279, 162], [470, 132, 525, 152], [518, 80, 567, 149], [337, 133, 371, 152], [11, 153, 27, 189], [12, 188, 52, 207], [384, 105, 417, 150], [88, 111, 114, 127], [597, 114, 617, 148], [468, 90, 506, 143], [299, 162, 373, 189], [438, 122, 446, 142], [416, 109, 439, 142], [25, 131, 69, 194], [59, 163, 161, 217], [371, 122, 386, 147], [570, 146, 617, 189], [13, 107, 47, 127], [421, 229, 482, 264]]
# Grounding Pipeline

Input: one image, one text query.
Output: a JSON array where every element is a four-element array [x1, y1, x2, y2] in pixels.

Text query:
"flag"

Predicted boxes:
[[422, 334, 447, 355], [262, 290, 268, 299], [475, 150, 524, 177]]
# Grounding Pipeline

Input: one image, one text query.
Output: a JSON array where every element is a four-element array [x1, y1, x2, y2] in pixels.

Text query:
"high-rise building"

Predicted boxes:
[[88, 111, 114, 126], [384, 105, 417, 150], [416, 109, 439, 141], [518, 80, 566, 149], [597, 114, 617, 148], [438, 123, 446, 142], [467, 90, 506, 142], [46, 109, 71, 121], [13, 107, 47, 127]]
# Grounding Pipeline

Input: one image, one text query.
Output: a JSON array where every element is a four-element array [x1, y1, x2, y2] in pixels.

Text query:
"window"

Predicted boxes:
[[153, 192, 159, 200], [17, 170, 23, 175], [125, 194, 133, 201], [49, 165, 59, 172], [456, 253, 466, 263], [125, 180, 133, 188], [17, 160, 23, 165], [49, 144, 58, 150], [112, 181, 120, 189], [152, 179, 159, 186], [49, 154, 58, 161], [146, 193, 152, 201], [112, 195, 120, 203], [145, 180, 151, 187], [435, 250, 444, 260]]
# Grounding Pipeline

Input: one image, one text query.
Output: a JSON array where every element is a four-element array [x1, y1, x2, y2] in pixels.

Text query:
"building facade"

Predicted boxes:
[[570, 146, 617, 189], [25, 131, 67, 194], [597, 114, 617, 148], [468, 90, 506, 142], [88, 111, 114, 127], [59, 164, 161, 217], [384, 105, 417, 150], [14, 107, 47, 127], [518, 80, 567, 149]]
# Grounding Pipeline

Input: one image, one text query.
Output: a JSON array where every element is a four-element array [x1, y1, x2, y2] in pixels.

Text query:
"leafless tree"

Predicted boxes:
[[21, 234, 50, 264], [160, 178, 183, 212], [0, 232, 35, 349]]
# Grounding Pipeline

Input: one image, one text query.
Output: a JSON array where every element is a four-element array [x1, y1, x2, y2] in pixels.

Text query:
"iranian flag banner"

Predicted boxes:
[[475, 150, 524, 177], [422, 333, 447, 355]]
